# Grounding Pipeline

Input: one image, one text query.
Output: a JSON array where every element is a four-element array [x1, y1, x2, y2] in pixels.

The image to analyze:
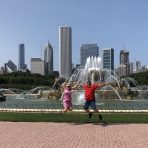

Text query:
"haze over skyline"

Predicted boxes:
[[0, 0, 148, 71]]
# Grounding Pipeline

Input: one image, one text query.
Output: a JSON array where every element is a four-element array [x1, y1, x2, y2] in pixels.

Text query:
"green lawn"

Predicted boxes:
[[0, 112, 148, 123]]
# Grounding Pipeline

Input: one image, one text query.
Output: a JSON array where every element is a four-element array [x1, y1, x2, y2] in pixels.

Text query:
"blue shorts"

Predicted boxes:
[[83, 100, 97, 110]]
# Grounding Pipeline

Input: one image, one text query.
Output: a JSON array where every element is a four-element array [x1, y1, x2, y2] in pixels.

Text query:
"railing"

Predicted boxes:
[[0, 102, 148, 113]]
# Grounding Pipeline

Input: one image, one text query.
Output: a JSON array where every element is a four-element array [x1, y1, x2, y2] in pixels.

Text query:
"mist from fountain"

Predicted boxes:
[[69, 56, 122, 105], [70, 56, 120, 84]]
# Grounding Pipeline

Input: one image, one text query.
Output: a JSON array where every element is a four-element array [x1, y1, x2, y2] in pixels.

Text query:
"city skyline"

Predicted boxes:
[[0, 0, 148, 71]]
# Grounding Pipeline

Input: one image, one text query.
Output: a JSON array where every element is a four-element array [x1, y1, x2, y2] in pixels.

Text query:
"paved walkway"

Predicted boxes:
[[0, 122, 147, 148]]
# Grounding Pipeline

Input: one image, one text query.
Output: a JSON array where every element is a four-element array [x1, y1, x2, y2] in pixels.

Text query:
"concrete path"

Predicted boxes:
[[0, 122, 147, 148]]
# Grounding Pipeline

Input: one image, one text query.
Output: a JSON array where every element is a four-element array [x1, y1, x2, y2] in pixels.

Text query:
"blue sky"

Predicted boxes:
[[0, 0, 148, 70]]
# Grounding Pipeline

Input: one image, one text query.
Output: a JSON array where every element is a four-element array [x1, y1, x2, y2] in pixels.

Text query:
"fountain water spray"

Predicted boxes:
[[69, 56, 123, 104]]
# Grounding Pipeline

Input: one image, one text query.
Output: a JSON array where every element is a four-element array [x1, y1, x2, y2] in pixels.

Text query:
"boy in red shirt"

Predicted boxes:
[[83, 80, 108, 120]]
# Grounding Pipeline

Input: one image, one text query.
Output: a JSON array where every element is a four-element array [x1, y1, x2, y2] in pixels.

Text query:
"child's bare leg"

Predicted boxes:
[[68, 108, 72, 111], [84, 109, 91, 113], [62, 108, 68, 112], [94, 109, 99, 114]]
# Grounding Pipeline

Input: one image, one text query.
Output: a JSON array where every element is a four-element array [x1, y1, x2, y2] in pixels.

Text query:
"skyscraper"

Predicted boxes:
[[120, 50, 129, 65], [129, 62, 134, 74], [44, 41, 53, 75], [18, 43, 27, 70], [30, 58, 45, 75], [136, 61, 141, 72], [119, 50, 130, 76], [102, 48, 114, 71], [5, 60, 17, 72], [80, 44, 99, 66], [59, 26, 72, 79]]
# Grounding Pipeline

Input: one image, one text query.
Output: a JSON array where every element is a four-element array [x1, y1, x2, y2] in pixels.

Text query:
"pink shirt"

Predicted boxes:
[[63, 88, 72, 101]]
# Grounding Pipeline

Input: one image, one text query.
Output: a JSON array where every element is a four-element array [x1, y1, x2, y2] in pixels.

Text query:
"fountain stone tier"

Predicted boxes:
[[40, 90, 61, 100]]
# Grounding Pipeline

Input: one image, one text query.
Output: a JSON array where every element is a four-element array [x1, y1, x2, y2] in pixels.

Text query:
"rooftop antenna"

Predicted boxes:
[[41, 43, 42, 59], [122, 41, 126, 50]]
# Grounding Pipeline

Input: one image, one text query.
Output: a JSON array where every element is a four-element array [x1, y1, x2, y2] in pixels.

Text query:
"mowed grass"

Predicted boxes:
[[0, 112, 148, 123]]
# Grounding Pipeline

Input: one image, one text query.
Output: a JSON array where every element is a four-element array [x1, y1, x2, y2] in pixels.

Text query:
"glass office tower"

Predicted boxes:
[[80, 44, 99, 66], [44, 41, 53, 75], [102, 48, 114, 71], [18, 43, 27, 70]]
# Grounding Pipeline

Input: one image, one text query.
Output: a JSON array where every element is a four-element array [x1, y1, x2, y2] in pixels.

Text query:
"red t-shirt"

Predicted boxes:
[[83, 83, 101, 101]]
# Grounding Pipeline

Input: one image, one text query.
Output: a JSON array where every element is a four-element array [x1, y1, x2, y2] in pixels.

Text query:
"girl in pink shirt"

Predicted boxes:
[[61, 82, 80, 112], [63, 85, 73, 112]]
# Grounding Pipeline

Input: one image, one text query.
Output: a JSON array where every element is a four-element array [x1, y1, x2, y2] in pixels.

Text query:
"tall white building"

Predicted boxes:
[[44, 41, 53, 75], [59, 26, 72, 79]]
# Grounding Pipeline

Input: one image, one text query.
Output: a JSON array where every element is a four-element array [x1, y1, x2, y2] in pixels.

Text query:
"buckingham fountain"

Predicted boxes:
[[57, 56, 148, 109], [0, 56, 148, 111], [37, 56, 147, 109], [23, 56, 148, 103]]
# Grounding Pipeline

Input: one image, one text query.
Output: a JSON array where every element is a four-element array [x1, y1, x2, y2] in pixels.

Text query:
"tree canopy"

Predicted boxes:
[[0, 71, 55, 90]]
